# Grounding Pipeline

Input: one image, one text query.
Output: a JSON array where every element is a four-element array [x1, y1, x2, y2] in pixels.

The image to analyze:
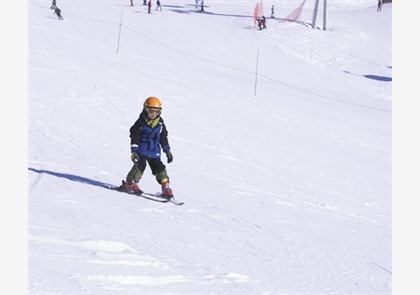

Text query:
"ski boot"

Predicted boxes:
[[120, 180, 143, 194], [161, 180, 173, 199]]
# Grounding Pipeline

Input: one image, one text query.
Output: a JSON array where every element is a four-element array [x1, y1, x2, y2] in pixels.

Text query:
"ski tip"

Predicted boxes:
[[170, 198, 185, 206]]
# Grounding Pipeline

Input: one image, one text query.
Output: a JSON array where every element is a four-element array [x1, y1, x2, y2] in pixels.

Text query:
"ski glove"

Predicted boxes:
[[131, 152, 140, 163], [165, 149, 173, 163], [130, 144, 140, 163]]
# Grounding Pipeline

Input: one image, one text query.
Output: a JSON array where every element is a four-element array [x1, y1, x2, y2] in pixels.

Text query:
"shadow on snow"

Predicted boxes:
[[28, 167, 114, 189]]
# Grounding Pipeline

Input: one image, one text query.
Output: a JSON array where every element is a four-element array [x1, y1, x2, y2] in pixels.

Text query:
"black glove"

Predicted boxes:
[[131, 152, 140, 163], [130, 145, 140, 163], [165, 150, 173, 163]]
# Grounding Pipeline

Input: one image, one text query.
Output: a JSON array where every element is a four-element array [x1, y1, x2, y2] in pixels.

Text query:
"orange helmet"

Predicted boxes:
[[143, 96, 162, 109]]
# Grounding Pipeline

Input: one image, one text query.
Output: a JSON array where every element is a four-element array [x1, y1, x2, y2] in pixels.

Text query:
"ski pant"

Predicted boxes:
[[126, 156, 168, 184]]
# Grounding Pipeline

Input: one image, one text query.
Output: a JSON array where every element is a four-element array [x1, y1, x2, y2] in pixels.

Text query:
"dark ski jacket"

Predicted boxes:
[[129, 109, 170, 159]]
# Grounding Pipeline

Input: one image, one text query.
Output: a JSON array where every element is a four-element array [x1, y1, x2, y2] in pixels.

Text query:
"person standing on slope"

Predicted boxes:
[[261, 15, 267, 29], [377, 0, 383, 12], [156, 0, 162, 11], [54, 7, 63, 20], [121, 96, 174, 198], [148, 0, 152, 13]]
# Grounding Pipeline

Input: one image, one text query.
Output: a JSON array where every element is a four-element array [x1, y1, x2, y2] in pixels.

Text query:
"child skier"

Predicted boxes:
[[120, 96, 174, 197]]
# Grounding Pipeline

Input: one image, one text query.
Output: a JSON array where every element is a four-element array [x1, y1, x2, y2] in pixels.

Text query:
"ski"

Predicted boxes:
[[142, 191, 185, 205], [104, 184, 184, 205], [168, 197, 185, 206]]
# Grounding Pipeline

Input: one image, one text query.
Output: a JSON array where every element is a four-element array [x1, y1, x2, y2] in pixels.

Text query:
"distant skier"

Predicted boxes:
[[120, 96, 174, 198], [257, 17, 262, 30], [156, 0, 162, 11], [54, 7, 63, 20], [130, 0, 134, 7], [271, 5, 275, 18], [377, 0, 383, 12], [50, 0, 56, 9], [147, 0, 152, 13], [201, 0, 204, 12]]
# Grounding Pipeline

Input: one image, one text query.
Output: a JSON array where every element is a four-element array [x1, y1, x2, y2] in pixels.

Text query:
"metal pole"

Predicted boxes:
[[312, 0, 320, 29], [254, 50, 259, 96], [116, 11, 124, 54], [323, 0, 327, 30]]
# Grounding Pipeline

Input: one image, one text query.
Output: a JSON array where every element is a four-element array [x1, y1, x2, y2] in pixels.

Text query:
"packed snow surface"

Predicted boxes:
[[28, 0, 391, 294]]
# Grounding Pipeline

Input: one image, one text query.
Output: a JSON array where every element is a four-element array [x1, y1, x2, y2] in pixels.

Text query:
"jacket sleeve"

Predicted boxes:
[[129, 118, 142, 145], [160, 121, 170, 152]]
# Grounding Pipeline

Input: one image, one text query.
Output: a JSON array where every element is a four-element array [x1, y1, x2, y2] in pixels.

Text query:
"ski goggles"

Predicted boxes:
[[146, 107, 162, 115]]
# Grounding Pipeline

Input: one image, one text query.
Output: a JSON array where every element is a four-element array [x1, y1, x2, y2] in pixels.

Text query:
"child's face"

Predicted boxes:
[[146, 107, 161, 119]]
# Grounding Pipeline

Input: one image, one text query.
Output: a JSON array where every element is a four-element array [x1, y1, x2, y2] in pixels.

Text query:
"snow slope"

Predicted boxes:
[[27, 0, 392, 294]]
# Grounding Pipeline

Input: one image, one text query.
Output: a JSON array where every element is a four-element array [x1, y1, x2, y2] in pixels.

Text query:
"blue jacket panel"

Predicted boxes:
[[129, 111, 170, 159]]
